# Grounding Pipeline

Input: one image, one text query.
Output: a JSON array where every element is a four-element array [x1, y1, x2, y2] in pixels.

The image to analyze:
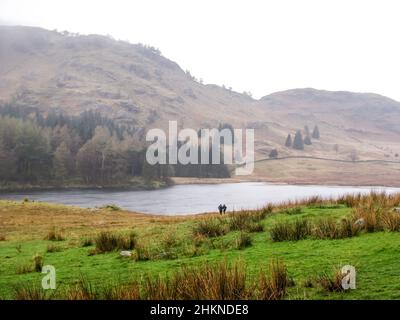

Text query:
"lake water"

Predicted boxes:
[[1, 182, 400, 215]]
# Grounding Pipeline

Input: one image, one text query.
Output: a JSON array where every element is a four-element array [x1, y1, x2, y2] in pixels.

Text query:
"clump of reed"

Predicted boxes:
[[27, 259, 289, 300], [94, 231, 137, 253], [256, 259, 289, 300], [142, 260, 248, 300], [133, 243, 153, 261], [346, 192, 400, 233], [159, 231, 180, 259], [315, 267, 345, 292], [270, 216, 363, 242], [81, 237, 94, 247], [16, 253, 44, 274], [284, 207, 302, 215], [44, 229, 65, 241], [46, 244, 64, 253], [33, 253, 43, 272], [13, 283, 48, 300], [235, 232, 252, 249], [64, 276, 98, 300], [101, 282, 141, 300], [313, 218, 360, 240], [338, 191, 400, 209], [192, 217, 227, 237], [270, 219, 311, 242], [383, 212, 400, 231], [228, 210, 265, 233]]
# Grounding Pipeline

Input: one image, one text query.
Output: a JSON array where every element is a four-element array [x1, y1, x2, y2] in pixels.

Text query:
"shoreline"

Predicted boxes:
[[0, 179, 173, 193], [2, 176, 400, 193], [171, 177, 400, 189]]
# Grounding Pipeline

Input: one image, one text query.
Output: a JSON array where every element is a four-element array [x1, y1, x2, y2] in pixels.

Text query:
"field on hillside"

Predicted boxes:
[[1, 193, 400, 300], [250, 158, 400, 187]]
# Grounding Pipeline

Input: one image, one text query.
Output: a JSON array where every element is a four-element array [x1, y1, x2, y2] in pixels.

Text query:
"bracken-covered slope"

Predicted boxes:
[[1, 25, 400, 171]]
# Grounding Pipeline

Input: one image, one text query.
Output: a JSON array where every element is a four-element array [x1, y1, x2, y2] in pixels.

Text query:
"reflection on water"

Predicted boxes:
[[1, 183, 399, 215]]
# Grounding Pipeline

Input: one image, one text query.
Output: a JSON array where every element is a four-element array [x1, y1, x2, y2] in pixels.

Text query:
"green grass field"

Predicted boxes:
[[1, 197, 400, 299]]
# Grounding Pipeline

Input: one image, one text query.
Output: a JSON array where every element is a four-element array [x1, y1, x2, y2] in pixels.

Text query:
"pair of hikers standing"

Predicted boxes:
[[218, 204, 227, 215]]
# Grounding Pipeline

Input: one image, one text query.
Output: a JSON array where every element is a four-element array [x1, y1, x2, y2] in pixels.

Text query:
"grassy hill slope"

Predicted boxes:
[[1, 193, 400, 300], [2, 26, 400, 184]]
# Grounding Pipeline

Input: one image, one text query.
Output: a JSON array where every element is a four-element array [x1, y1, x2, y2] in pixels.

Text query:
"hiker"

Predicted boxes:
[[218, 204, 223, 215], [222, 204, 227, 214]]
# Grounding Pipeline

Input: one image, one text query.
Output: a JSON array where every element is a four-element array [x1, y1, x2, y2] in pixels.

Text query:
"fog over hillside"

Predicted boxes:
[[1, 26, 400, 163]]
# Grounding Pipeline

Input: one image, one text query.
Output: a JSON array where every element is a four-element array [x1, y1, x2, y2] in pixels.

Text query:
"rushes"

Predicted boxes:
[[352, 203, 385, 232], [228, 211, 265, 233], [351, 192, 400, 232], [16, 253, 44, 274], [284, 207, 302, 215], [94, 231, 137, 253], [102, 282, 141, 300], [81, 237, 94, 247], [17, 259, 289, 300], [235, 232, 252, 249], [257, 259, 289, 300], [315, 267, 345, 292], [44, 229, 65, 241], [13, 283, 48, 300], [192, 218, 227, 237], [46, 244, 63, 253], [65, 276, 97, 300], [142, 261, 248, 300], [313, 218, 360, 240], [33, 253, 43, 272], [271, 217, 361, 242], [133, 243, 153, 261], [270, 219, 311, 242], [383, 212, 400, 231]]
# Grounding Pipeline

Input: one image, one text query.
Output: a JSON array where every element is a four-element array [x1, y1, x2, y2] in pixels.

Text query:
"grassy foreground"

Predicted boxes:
[[1, 193, 400, 300]]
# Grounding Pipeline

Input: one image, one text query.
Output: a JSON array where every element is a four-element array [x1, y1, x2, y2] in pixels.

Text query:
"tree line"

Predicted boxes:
[[0, 104, 230, 186]]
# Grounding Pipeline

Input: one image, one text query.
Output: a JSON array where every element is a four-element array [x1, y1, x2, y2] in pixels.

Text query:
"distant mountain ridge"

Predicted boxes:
[[1, 25, 400, 164]]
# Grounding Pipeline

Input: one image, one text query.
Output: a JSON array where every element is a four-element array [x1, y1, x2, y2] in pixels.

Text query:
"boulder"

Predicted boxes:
[[354, 218, 365, 227], [120, 251, 132, 257]]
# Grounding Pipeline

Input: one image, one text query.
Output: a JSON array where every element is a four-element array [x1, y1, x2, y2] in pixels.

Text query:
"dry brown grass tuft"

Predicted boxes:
[[256, 259, 289, 300], [313, 218, 360, 239], [382, 212, 400, 231], [315, 267, 345, 292], [94, 231, 136, 253], [102, 282, 141, 300], [192, 217, 227, 237], [46, 244, 64, 253], [270, 219, 311, 242], [13, 283, 48, 300], [44, 229, 65, 241], [235, 232, 252, 249], [65, 276, 98, 300]]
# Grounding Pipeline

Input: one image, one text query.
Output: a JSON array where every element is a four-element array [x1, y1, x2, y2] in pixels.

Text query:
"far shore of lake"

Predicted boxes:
[[2, 175, 400, 193]]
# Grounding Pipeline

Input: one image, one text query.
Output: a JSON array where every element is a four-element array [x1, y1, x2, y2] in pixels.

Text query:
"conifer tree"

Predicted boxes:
[[312, 125, 320, 139], [293, 130, 304, 150], [285, 134, 292, 147]]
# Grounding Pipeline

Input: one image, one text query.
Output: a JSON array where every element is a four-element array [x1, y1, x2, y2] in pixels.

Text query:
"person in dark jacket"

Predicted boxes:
[[222, 204, 227, 214], [218, 204, 223, 215]]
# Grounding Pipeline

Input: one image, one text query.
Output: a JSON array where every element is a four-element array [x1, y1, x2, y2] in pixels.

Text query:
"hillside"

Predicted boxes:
[[2, 26, 400, 185]]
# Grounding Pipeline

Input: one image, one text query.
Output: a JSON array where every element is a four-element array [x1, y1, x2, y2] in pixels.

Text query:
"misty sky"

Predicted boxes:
[[1, 0, 400, 100]]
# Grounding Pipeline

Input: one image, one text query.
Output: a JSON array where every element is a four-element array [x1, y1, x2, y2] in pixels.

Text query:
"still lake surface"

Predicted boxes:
[[1, 182, 400, 215]]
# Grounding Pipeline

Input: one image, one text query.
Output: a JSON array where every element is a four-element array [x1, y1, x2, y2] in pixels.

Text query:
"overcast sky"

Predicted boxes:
[[1, 0, 400, 100]]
